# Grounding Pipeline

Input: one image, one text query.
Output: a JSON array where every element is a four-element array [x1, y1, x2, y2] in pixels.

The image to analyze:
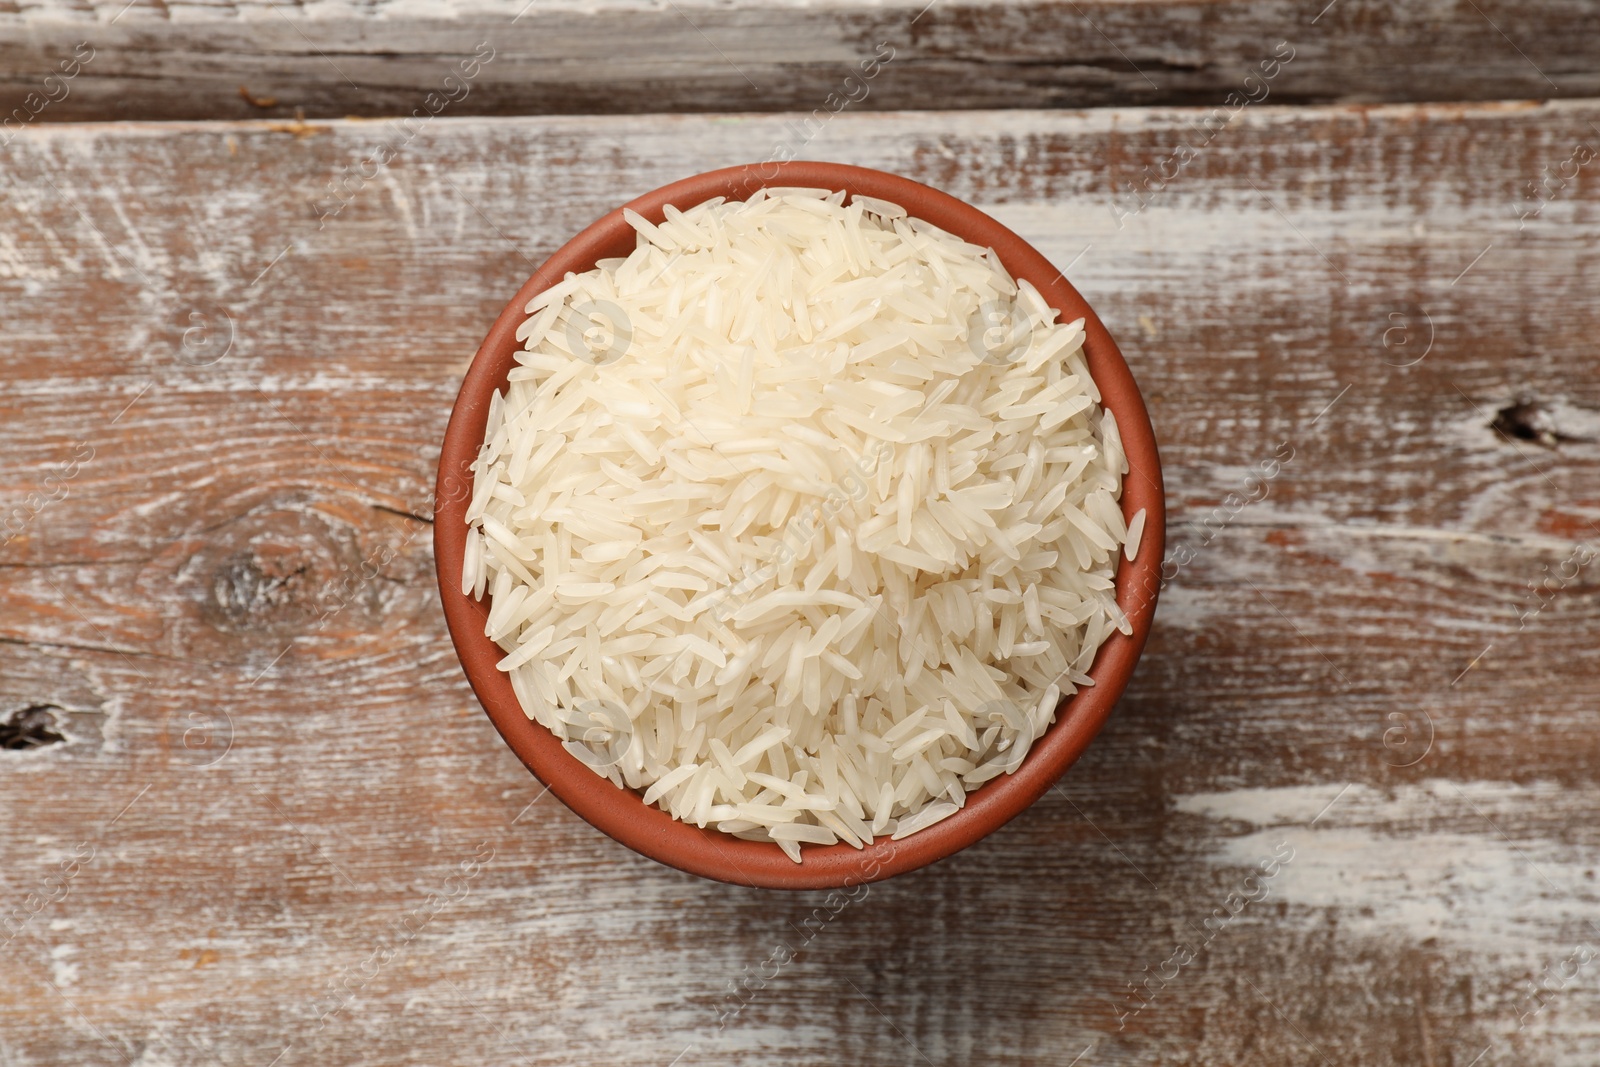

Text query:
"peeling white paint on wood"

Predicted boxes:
[[1177, 781, 1600, 958]]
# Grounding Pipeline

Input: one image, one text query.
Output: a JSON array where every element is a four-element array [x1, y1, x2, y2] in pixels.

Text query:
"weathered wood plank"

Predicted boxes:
[[2, 101, 1599, 1065], [1, 0, 1598, 124]]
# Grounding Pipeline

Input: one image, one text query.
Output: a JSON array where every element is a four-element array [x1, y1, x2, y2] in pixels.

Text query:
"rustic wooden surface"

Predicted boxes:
[[3, 0, 1600, 122], [3, 99, 1600, 1065]]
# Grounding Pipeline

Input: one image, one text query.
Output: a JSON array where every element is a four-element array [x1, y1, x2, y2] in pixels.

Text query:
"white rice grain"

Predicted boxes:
[[1125, 507, 1147, 562]]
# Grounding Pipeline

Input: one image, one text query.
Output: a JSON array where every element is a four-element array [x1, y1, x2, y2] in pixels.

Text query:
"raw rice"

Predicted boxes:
[[464, 188, 1137, 861]]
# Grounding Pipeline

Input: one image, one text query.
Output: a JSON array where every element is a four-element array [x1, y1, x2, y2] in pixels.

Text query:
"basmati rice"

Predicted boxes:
[[464, 188, 1136, 861]]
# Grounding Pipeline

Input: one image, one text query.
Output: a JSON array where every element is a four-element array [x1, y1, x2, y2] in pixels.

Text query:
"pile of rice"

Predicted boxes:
[[463, 187, 1142, 862]]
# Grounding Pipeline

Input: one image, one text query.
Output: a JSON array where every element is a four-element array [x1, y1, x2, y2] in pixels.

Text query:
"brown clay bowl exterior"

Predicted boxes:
[[434, 161, 1164, 890]]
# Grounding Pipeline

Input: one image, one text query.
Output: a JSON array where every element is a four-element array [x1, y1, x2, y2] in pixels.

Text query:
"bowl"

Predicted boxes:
[[435, 161, 1164, 890]]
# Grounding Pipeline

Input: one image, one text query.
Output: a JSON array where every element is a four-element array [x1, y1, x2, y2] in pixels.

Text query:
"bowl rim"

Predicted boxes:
[[434, 160, 1164, 890]]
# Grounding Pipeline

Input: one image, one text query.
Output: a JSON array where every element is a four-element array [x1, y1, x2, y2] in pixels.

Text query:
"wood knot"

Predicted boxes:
[[1493, 398, 1560, 448], [214, 552, 315, 622], [1, 704, 66, 751], [1491, 397, 1590, 449], [193, 507, 366, 636]]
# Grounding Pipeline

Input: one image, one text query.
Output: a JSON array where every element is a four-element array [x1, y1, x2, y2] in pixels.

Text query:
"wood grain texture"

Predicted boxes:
[[1, 0, 1599, 122], [1, 100, 1599, 1065]]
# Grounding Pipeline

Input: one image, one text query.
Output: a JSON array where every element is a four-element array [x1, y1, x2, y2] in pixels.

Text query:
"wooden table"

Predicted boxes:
[[3, 7, 1600, 1063]]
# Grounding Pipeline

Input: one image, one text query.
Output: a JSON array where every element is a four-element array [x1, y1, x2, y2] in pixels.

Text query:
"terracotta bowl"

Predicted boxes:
[[435, 161, 1164, 890]]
